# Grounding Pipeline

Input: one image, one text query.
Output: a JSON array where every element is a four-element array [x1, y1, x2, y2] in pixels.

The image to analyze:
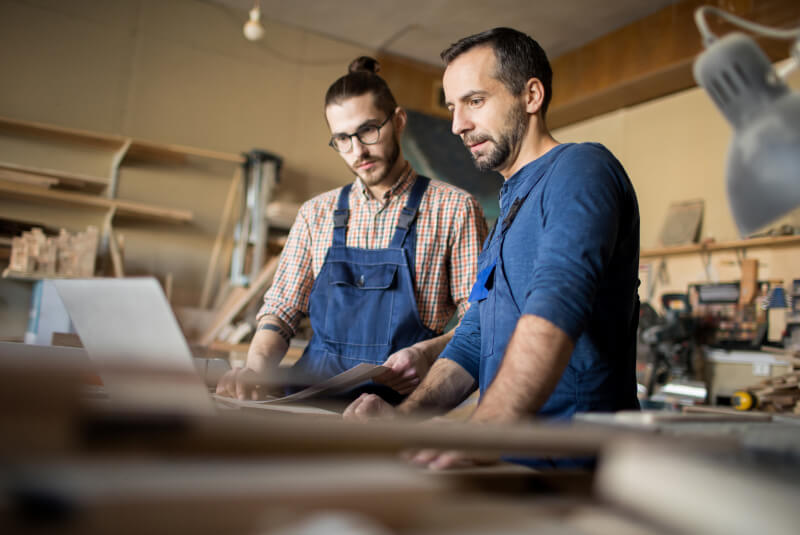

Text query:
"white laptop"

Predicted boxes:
[[51, 277, 385, 416], [53, 277, 217, 415]]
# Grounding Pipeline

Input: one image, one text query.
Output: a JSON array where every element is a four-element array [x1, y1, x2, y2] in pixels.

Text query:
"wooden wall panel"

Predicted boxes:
[[549, 0, 800, 128]]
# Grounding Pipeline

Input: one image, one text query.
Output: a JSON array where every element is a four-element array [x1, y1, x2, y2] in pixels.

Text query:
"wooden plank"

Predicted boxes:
[[7, 458, 443, 534], [0, 179, 193, 223], [108, 138, 132, 198], [198, 256, 280, 346], [0, 161, 108, 191], [0, 167, 58, 188], [682, 405, 772, 420], [199, 168, 241, 309], [127, 140, 245, 164], [0, 115, 125, 149], [108, 228, 124, 278], [597, 441, 800, 535], [0, 115, 245, 164], [739, 258, 759, 305], [641, 234, 800, 258]]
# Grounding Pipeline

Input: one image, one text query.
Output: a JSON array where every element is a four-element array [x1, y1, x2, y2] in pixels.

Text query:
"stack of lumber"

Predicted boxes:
[[4, 225, 98, 278], [735, 369, 800, 413]]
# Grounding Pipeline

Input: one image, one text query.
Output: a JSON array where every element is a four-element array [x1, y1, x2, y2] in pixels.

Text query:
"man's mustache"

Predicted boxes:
[[353, 158, 378, 167], [462, 134, 493, 147]]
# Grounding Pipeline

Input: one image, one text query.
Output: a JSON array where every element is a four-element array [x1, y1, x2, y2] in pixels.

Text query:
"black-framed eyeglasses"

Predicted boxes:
[[328, 111, 395, 153]]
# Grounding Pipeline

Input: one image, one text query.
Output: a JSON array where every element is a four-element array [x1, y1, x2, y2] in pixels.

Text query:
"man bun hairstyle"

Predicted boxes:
[[348, 56, 380, 74], [441, 27, 553, 117], [325, 56, 397, 116]]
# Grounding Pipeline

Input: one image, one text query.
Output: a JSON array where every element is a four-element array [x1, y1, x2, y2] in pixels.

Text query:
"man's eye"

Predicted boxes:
[[469, 98, 483, 107], [334, 134, 349, 142], [357, 125, 378, 136]]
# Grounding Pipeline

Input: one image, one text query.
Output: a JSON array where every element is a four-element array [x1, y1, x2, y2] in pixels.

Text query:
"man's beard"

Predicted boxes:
[[464, 102, 527, 172], [351, 139, 401, 186]]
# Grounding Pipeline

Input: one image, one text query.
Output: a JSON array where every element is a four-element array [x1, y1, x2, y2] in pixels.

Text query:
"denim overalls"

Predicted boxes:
[[290, 176, 436, 399]]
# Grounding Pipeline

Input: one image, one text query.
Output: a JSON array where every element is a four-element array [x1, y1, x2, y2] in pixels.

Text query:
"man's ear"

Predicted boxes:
[[524, 78, 546, 115], [393, 106, 408, 135]]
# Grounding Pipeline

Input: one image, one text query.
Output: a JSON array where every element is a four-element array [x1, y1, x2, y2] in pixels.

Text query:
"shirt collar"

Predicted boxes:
[[355, 161, 415, 202]]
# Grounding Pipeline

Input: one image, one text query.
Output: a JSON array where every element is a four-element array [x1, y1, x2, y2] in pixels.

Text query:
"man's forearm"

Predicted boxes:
[[471, 314, 574, 424], [410, 329, 455, 365], [397, 358, 476, 416], [246, 315, 291, 374]]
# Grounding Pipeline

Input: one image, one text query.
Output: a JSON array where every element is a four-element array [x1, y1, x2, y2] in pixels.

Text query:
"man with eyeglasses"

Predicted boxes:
[[216, 56, 488, 403]]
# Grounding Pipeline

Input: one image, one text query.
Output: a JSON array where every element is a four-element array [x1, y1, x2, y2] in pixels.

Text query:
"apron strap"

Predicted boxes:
[[389, 176, 430, 249], [501, 195, 526, 233], [332, 183, 353, 247]]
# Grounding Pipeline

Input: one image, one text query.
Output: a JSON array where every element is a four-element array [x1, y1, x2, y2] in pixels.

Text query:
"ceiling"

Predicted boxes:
[[210, 0, 680, 66]]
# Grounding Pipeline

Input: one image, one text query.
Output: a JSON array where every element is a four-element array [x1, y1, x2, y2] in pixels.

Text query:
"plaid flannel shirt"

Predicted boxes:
[[257, 164, 488, 335]]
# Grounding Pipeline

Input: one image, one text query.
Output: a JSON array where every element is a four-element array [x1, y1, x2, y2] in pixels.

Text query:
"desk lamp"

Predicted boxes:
[[693, 6, 800, 236]]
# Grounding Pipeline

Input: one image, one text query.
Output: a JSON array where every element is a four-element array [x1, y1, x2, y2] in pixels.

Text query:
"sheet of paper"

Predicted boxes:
[[211, 395, 339, 416], [258, 363, 389, 404], [212, 363, 389, 408]]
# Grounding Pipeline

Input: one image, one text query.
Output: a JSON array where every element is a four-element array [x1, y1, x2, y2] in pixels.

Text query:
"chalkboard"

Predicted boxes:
[[402, 110, 503, 222]]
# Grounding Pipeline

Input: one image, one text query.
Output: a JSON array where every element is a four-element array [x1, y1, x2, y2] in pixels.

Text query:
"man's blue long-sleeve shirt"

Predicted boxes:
[[441, 143, 640, 414]]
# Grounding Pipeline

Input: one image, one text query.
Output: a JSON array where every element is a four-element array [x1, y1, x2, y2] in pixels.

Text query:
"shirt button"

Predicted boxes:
[[358, 275, 365, 287]]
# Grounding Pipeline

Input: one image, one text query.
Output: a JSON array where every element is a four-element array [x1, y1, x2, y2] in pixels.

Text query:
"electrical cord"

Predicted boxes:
[[695, 5, 800, 45], [205, 0, 359, 67], [694, 5, 800, 78]]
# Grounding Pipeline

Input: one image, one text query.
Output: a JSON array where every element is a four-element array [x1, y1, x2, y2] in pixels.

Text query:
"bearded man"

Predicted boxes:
[[344, 29, 641, 469], [216, 56, 487, 404]]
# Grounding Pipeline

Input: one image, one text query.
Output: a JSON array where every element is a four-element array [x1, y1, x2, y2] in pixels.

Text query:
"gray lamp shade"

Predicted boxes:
[[694, 33, 800, 236]]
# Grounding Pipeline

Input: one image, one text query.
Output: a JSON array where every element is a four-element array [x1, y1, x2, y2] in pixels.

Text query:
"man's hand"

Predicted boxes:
[[215, 367, 280, 400], [374, 346, 431, 394], [406, 449, 499, 470], [401, 417, 499, 470], [342, 393, 397, 422]]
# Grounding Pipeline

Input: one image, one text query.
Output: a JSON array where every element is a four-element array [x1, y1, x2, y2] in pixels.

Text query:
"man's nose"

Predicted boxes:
[[451, 107, 473, 136], [352, 137, 370, 158]]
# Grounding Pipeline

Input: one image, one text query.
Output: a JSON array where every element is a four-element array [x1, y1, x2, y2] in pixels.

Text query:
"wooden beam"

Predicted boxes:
[[108, 228, 125, 278], [377, 1, 800, 129], [126, 140, 245, 164], [0, 179, 193, 224], [548, 0, 800, 128], [640, 234, 800, 258], [0, 115, 245, 164], [0, 167, 58, 188], [0, 161, 108, 191], [200, 168, 242, 309], [0, 115, 124, 149], [198, 256, 280, 346]]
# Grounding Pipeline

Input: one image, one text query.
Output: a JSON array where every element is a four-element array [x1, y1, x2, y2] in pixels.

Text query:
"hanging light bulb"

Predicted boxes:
[[243, 1, 265, 41]]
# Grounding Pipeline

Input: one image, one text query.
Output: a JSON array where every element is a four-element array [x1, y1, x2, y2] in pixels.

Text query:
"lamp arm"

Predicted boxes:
[[695, 6, 800, 47]]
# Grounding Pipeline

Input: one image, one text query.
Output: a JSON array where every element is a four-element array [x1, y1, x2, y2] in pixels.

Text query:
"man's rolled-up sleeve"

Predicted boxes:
[[522, 146, 624, 341], [439, 300, 481, 380]]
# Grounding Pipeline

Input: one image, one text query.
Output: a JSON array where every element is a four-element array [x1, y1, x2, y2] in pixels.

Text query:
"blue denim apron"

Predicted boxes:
[[469, 177, 639, 467], [290, 176, 437, 399]]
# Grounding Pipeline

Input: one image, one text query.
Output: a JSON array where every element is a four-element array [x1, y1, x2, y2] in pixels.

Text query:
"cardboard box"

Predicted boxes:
[[705, 349, 792, 401]]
